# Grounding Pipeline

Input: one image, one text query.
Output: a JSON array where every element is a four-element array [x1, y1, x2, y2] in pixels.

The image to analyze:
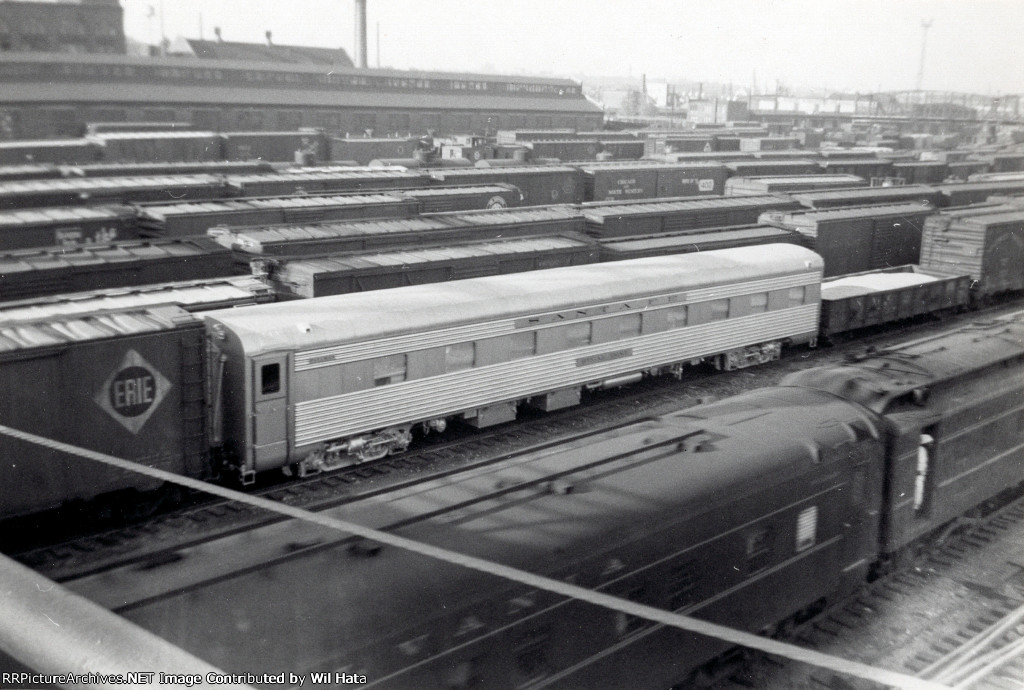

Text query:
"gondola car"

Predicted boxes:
[[203, 244, 823, 479]]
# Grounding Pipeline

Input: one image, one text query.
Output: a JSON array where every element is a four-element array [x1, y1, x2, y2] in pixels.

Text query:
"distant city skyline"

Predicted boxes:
[[122, 0, 1024, 95]]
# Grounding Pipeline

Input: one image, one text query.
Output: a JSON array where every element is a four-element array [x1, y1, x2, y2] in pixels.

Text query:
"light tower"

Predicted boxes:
[[916, 19, 932, 93]]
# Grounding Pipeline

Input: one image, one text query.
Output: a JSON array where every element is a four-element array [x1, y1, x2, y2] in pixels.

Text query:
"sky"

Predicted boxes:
[[121, 0, 1024, 95]]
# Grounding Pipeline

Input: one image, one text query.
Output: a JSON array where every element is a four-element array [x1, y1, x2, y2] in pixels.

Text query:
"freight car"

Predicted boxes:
[[817, 158, 895, 179], [724, 174, 866, 195], [932, 180, 1024, 206], [577, 162, 730, 201], [428, 165, 584, 205], [261, 234, 597, 299], [791, 184, 943, 209], [136, 193, 422, 238], [596, 224, 803, 261], [0, 138, 100, 165], [0, 205, 137, 250], [0, 304, 212, 518], [95, 311, 1024, 689], [210, 205, 584, 259], [225, 168, 425, 197], [0, 174, 230, 210], [0, 236, 235, 301], [760, 202, 934, 277], [0, 164, 63, 182], [206, 244, 822, 475], [918, 208, 1024, 299], [0, 277, 274, 519], [891, 160, 949, 185], [0, 275, 273, 320], [817, 265, 972, 338], [59, 160, 275, 178], [581, 195, 802, 238], [725, 159, 823, 177]]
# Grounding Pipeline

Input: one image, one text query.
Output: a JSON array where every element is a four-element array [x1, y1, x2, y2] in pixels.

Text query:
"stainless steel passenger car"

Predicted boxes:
[[204, 244, 823, 479]]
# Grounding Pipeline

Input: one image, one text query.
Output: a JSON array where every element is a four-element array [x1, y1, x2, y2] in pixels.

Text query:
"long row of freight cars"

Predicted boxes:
[[3, 163, 1024, 249], [2, 197, 1021, 338]]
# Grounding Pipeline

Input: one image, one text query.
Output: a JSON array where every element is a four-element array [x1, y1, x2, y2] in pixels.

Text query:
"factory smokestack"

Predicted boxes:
[[354, 0, 368, 68]]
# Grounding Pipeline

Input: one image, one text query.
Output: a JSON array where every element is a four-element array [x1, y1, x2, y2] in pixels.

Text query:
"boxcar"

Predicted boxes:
[[0, 205, 138, 250], [0, 174, 229, 210], [263, 234, 598, 299], [0, 236, 235, 301], [0, 305, 209, 518], [136, 193, 421, 238], [60, 161, 274, 178], [817, 158, 895, 179], [212, 206, 585, 258], [724, 174, 866, 196], [226, 169, 426, 197], [597, 225, 803, 261], [597, 140, 644, 160], [0, 139, 100, 165], [329, 137, 426, 166], [817, 265, 972, 338], [204, 244, 823, 475], [428, 166, 584, 205], [725, 160, 822, 177], [222, 131, 329, 163], [397, 184, 523, 212], [0, 164, 63, 182], [933, 180, 1024, 207], [525, 139, 603, 161], [582, 195, 802, 238], [760, 203, 933, 277], [918, 209, 1024, 298], [891, 161, 949, 185], [0, 275, 273, 320], [90, 131, 223, 163], [945, 161, 992, 181], [791, 185, 943, 210]]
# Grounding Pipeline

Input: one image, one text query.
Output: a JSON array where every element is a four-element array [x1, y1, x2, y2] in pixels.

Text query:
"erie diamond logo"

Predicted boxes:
[[95, 350, 171, 435]]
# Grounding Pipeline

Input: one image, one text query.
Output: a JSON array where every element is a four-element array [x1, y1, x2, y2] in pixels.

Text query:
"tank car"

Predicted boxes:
[[203, 244, 823, 481]]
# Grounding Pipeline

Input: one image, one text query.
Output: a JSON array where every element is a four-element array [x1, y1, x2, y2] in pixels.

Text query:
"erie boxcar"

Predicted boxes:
[[0, 304, 211, 518]]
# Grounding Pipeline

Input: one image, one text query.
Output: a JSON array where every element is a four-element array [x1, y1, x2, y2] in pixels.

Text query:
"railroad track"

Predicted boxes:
[[8, 302, 1024, 583], [710, 496, 1024, 690]]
